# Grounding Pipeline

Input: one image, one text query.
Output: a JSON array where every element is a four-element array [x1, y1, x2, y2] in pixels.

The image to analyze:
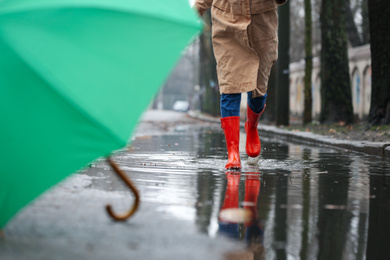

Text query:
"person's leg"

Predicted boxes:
[[220, 94, 241, 169], [247, 92, 267, 114], [245, 92, 267, 157], [220, 93, 241, 118]]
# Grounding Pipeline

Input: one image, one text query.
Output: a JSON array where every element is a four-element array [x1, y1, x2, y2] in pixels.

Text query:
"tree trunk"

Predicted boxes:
[[199, 10, 219, 117], [320, 0, 354, 124], [264, 66, 276, 122], [367, 0, 390, 126], [361, 0, 370, 44], [345, 0, 362, 47], [275, 2, 290, 126], [303, 0, 313, 125]]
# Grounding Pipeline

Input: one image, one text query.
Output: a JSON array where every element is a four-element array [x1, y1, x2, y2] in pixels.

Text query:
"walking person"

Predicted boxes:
[[194, 0, 288, 169]]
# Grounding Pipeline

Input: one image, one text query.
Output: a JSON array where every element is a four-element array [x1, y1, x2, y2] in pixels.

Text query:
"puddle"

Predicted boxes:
[[80, 120, 390, 260]]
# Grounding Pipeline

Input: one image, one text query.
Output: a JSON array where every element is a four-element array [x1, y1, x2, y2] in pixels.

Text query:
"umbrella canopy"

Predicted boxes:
[[0, 0, 201, 227]]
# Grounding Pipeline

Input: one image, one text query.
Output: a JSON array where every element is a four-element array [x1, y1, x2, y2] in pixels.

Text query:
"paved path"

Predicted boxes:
[[0, 110, 241, 260], [188, 110, 390, 158]]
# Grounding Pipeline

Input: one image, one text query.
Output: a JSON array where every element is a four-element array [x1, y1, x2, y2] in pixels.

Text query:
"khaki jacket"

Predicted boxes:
[[195, 0, 288, 97]]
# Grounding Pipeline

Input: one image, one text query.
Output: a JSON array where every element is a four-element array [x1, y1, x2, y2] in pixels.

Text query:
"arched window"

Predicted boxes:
[[312, 73, 321, 120], [351, 67, 362, 119], [289, 76, 297, 115], [362, 65, 372, 118], [296, 77, 304, 115]]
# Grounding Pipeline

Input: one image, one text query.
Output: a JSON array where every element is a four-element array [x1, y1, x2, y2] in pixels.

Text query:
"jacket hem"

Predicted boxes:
[[219, 83, 256, 94]]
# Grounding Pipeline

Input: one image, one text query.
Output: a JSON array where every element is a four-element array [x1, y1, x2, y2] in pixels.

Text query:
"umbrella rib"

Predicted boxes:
[[0, 37, 127, 148]]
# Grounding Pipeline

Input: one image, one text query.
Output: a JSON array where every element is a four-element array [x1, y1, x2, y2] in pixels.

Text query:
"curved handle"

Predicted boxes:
[[106, 157, 140, 221]]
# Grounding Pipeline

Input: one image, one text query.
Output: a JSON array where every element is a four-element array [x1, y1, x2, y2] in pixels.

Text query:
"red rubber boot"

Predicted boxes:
[[245, 105, 265, 157], [221, 116, 241, 170]]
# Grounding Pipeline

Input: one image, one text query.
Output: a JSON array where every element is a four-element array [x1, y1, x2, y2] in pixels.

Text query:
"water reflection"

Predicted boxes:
[[366, 163, 390, 260], [219, 172, 265, 260], [88, 122, 390, 260], [194, 132, 389, 259]]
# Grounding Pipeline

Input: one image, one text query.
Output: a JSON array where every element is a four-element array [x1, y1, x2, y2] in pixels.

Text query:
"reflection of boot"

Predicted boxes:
[[222, 172, 240, 210], [219, 172, 241, 239], [244, 174, 260, 224], [221, 117, 241, 169], [244, 174, 263, 245], [245, 106, 265, 157]]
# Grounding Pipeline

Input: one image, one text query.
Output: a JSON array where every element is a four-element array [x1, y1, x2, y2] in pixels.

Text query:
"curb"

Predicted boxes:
[[188, 111, 390, 158]]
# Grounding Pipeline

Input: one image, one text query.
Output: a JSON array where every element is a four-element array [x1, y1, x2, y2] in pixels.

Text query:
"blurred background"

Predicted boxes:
[[154, 0, 389, 129]]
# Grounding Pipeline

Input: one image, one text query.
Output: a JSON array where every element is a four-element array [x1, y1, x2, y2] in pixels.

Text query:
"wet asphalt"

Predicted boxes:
[[1, 109, 390, 260]]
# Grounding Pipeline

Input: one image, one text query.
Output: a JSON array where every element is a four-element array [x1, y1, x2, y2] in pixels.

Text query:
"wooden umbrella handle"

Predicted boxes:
[[106, 157, 140, 221]]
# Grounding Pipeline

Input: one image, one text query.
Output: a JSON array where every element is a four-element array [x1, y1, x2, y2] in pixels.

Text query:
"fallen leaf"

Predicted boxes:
[[336, 121, 346, 126]]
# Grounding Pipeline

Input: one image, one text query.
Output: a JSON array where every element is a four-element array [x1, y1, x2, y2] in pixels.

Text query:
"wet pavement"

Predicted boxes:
[[1, 110, 390, 260]]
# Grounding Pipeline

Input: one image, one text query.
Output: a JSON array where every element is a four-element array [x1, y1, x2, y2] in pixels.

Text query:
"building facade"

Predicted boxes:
[[289, 44, 371, 122]]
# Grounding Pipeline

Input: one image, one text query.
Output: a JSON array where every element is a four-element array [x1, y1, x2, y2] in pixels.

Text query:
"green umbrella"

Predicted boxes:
[[0, 0, 201, 228]]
